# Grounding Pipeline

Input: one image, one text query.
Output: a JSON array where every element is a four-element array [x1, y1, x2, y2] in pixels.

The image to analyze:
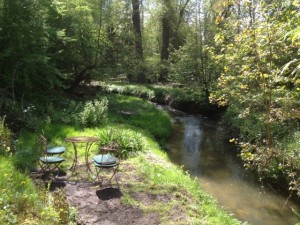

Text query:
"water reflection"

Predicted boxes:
[[167, 114, 300, 225]]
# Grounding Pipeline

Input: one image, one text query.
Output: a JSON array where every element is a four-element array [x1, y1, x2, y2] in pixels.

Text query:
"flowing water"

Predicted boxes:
[[165, 108, 300, 225]]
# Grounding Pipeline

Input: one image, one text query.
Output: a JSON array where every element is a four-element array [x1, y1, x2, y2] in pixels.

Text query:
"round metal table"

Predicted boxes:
[[65, 136, 99, 172]]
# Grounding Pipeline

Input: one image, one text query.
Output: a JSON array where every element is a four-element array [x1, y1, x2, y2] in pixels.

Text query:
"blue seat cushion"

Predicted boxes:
[[46, 146, 66, 155], [93, 161, 118, 168], [39, 156, 65, 164], [93, 154, 117, 165]]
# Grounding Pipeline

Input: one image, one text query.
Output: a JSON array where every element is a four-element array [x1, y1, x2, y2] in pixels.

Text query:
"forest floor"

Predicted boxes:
[[41, 158, 181, 225]]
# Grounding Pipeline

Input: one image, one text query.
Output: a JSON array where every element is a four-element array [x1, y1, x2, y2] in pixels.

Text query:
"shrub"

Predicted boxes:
[[98, 128, 147, 158], [51, 96, 108, 128], [80, 98, 108, 127]]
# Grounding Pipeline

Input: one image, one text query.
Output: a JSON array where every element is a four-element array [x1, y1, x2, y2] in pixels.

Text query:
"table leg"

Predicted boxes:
[[85, 141, 94, 172], [70, 142, 78, 171]]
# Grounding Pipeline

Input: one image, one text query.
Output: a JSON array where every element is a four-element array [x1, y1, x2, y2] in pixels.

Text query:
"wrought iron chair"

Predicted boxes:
[[37, 134, 65, 177], [37, 135, 66, 156], [93, 142, 120, 187]]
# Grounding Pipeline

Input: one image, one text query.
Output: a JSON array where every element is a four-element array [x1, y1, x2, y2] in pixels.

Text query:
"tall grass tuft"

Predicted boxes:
[[98, 128, 148, 158]]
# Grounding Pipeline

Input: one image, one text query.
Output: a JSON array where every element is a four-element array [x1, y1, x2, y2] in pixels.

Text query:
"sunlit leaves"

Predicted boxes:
[[210, 0, 300, 195]]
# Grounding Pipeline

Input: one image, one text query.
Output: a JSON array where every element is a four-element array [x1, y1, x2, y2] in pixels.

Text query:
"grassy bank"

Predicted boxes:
[[97, 82, 221, 116], [0, 92, 242, 224]]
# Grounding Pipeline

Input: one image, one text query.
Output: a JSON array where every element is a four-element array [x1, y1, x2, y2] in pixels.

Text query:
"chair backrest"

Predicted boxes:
[[99, 142, 120, 158], [37, 134, 48, 154]]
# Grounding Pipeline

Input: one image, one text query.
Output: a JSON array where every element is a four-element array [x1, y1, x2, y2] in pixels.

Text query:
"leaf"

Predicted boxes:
[[280, 59, 299, 76]]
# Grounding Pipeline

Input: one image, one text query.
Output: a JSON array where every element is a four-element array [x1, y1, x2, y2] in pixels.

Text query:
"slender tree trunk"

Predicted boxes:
[[132, 0, 143, 58], [131, 0, 145, 83], [159, 13, 171, 83], [173, 0, 190, 49]]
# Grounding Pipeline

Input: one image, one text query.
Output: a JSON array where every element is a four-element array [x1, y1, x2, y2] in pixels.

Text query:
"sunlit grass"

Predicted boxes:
[[122, 151, 244, 225], [99, 82, 208, 106], [104, 93, 172, 142], [0, 156, 61, 224]]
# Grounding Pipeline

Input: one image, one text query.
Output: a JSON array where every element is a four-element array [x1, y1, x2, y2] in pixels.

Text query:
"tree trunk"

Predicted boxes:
[[131, 0, 143, 58], [131, 0, 145, 83], [67, 64, 97, 93], [159, 14, 171, 83]]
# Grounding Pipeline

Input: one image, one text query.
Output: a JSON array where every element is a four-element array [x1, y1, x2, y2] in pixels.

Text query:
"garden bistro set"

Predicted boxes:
[[38, 135, 120, 187]]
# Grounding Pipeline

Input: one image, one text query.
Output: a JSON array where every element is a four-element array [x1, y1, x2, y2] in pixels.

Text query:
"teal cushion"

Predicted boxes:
[[93, 154, 117, 165], [93, 161, 118, 168], [39, 156, 65, 164], [46, 146, 66, 155]]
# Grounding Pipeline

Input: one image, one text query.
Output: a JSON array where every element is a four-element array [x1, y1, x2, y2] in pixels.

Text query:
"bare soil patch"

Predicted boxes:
[[37, 161, 166, 225]]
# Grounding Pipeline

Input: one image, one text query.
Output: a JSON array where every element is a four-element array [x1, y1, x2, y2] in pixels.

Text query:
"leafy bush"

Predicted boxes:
[[13, 149, 38, 172], [51, 97, 108, 128], [80, 98, 108, 127]]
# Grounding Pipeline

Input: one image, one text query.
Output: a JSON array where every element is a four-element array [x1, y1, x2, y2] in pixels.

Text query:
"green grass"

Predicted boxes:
[[0, 156, 61, 225], [99, 82, 208, 105], [122, 152, 244, 225], [104, 93, 171, 142]]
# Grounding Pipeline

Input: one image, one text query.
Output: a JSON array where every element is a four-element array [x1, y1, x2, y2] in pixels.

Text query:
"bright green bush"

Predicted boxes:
[[51, 97, 108, 128], [80, 98, 108, 127]]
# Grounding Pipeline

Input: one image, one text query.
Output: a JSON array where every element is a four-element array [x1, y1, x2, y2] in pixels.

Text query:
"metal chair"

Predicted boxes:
[[37, 135, 66, 156], [37, 134, 66, 177], [93, 143, 120, 187]]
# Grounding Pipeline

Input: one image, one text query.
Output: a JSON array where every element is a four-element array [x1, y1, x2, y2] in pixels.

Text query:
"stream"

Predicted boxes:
[[164, 107, 300, 225]]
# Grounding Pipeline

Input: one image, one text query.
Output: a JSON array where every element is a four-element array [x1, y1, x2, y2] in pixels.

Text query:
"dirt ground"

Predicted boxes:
[[42, 162, 163, 225]]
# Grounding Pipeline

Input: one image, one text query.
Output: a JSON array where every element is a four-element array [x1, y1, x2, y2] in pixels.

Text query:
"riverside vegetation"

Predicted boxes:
[[0, 90, 243, 224]]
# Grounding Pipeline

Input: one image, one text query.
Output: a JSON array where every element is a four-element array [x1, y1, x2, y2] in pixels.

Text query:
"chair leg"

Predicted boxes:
[[38, 161, 62, 178], [94, 166, 119, 188]]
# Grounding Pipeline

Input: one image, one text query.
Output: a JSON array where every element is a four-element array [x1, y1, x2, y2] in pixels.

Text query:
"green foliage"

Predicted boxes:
[[51, 97, 108, 128], [0, 156, 61, 224], [98, 128, 147, 158], [168, 38, 220, 95], [0, 116, 12, 156], [210, 0, 300, 196], [0, 0, 64, 96]]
